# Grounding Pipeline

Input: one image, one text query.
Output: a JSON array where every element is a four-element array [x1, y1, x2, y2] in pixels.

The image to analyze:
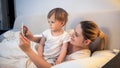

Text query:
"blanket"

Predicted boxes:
[[0, 30, 37, 68]]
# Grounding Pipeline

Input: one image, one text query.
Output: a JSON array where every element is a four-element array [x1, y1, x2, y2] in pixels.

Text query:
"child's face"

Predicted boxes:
[[48, 14, 64, 32]]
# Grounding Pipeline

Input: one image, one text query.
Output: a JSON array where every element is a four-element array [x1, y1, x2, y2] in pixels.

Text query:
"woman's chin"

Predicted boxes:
[[70, 40, 74, 45]]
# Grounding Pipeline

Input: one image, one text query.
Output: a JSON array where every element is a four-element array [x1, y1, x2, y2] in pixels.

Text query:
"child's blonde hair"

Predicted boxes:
[[47, 8, 68, 26]]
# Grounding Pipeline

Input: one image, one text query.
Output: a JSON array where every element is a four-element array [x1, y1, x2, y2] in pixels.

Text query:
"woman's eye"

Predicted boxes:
[[75, 33, 78, 37], [74, 30, 78, 37]]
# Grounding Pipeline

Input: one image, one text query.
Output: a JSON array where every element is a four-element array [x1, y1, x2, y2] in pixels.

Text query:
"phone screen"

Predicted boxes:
[[21, 23, 27, 36]]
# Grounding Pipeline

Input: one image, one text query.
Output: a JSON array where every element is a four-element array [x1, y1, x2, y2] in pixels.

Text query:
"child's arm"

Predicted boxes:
[[31, 36, 42, 43], [25, 30, 41, 43], [55, 42, 68, 64], [37, 35, 46, 57], [22, 25, 41, 43]]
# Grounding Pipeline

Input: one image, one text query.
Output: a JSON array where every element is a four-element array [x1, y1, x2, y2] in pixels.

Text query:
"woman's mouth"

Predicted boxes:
[[70, 37, 74, 42]]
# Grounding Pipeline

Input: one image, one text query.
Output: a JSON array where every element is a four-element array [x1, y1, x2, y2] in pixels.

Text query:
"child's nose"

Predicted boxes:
[[49, 22, 52, 26]]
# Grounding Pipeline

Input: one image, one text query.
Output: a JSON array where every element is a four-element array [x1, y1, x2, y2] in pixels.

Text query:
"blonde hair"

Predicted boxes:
[[80, 21, 107, 53], [89, 30, 107, 53]]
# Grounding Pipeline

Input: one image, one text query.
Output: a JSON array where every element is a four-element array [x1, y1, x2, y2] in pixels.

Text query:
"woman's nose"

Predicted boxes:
[[69, 29, 74, 37], [71, 32, 75, 38]]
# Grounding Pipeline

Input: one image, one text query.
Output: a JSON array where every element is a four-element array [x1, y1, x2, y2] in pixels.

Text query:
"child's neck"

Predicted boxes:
[[51, 29, 64, 36]]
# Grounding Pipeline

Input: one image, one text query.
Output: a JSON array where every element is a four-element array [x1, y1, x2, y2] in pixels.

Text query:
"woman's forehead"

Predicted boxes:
[[75, 24, 82, 34]]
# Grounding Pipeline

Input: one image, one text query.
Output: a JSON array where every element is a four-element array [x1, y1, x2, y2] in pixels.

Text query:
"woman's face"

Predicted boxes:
[[70, 24, 85, 47]]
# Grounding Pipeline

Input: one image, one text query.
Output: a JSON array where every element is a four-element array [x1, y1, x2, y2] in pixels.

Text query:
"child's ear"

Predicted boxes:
[[61, 21, 65, 26], [84, 39, 91, 46]]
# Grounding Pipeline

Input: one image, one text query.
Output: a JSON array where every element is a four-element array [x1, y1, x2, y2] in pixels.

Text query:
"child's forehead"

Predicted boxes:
[[48, 14, 61, 21], [48, 14, 55, 19]]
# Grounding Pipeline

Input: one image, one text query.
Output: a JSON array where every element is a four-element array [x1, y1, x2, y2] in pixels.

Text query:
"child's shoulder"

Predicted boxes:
[[63, 30, 69, 34], [63, 30, 70, 37], [42, 29, 51, 35], [43, 29, 50, 32]]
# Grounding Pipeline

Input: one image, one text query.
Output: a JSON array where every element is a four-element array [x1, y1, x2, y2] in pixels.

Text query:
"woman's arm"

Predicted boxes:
[[26, 48, 52, 68], [19, 33, 52, 68]]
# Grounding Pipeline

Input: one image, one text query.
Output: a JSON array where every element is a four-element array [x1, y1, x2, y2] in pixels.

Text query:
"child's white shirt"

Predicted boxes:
[[41, 29, 70, 64]]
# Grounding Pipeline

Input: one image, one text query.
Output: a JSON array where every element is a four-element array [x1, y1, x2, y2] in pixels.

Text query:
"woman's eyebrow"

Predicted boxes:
[[74, 29, 78, 36], [74, 29, 79, 34]]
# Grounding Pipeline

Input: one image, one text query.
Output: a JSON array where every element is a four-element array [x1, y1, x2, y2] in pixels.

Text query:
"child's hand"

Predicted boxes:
[[55, 58, 63, 65], [22, 26, 28, 36], [23, 26, 34, 40]]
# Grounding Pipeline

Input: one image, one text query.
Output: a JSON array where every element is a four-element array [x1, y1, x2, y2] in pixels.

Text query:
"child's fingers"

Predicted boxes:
[[20, 32, 29, 42], [55, 60, 61, 65], [23, 25, 28, 30]]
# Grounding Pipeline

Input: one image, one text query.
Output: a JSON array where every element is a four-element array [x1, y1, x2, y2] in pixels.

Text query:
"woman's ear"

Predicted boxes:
[[84, 39, 91, 46]]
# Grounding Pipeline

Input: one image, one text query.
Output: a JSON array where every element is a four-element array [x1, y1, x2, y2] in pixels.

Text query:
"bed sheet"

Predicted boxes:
[[0, 30, 37, 68]]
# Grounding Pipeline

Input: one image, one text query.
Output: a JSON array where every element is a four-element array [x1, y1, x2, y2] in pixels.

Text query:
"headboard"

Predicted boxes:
[[13, 10, 120, 50]]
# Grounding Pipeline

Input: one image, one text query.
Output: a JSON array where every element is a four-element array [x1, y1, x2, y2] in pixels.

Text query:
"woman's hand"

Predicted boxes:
[[19, 33, 31, 53]]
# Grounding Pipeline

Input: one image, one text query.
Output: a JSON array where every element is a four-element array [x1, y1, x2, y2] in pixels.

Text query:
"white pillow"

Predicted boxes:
[[92, 50, 116, 58], [51, 50, 116, 68]]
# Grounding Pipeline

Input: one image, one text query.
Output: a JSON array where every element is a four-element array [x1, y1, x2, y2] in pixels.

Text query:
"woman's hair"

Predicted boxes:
[[80, 21, 107, 53], [47, 8, 68, 26]]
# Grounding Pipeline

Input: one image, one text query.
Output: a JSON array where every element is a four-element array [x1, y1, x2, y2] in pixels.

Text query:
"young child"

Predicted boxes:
[[37, 8, 70, 65]]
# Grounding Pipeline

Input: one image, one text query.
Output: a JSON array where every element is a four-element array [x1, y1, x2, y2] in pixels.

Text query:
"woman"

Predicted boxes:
[[19, 21, 107, 68]]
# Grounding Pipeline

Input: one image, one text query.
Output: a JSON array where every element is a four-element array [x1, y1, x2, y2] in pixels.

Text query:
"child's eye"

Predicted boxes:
[[51, 21, 55, 23], [48, 21, 55, 24], [48, 21, 50, 23]]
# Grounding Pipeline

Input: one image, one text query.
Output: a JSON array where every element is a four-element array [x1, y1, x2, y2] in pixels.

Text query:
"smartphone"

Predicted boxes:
[[21, 23, 27, 36]]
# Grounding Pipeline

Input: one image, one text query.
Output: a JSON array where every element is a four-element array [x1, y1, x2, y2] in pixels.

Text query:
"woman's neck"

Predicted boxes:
[[72, 46, 83, 53], [67, 44, 81, 55], [67, 43, 89, 55]]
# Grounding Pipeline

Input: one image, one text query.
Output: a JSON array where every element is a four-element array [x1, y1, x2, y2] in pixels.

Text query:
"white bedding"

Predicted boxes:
[[0, 30, 37, 68], [0, 30, 119, 68], [0, 30, 26, 57]]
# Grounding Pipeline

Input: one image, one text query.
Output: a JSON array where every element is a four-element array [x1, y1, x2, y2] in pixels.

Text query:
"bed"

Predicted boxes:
[[0, 10, 120, 68]]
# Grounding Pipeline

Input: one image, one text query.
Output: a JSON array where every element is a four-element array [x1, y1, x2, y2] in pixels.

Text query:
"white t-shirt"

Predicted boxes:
[[42, 29, 70, 63], [65, 49, 91, 61]]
